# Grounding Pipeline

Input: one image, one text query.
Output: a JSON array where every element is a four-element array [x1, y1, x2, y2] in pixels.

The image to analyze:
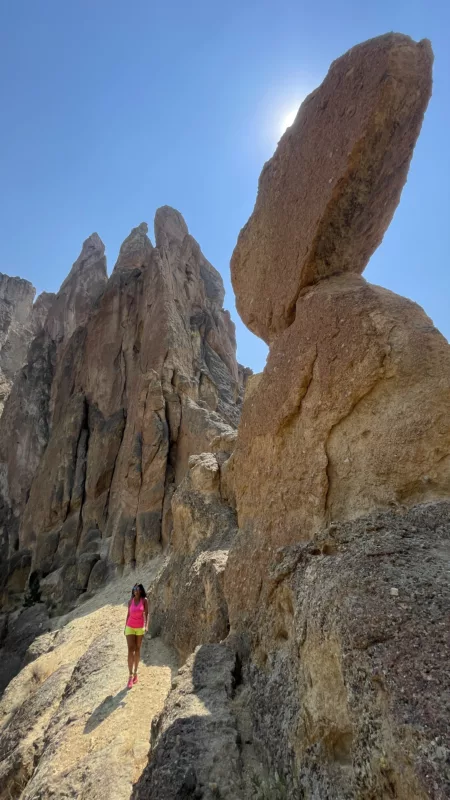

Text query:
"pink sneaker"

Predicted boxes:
[[127, 676, 133, 689], [133, 674, 138, 685]]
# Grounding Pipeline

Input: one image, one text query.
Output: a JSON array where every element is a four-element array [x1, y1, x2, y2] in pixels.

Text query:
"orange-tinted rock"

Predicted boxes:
[[228, 275, 450, 626], [231, 33, 433, 342]]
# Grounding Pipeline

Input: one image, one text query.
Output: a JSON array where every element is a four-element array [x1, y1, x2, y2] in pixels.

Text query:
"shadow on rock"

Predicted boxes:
[[132, 643, 246, 800], [84, 686, 128, 734], [140, 634, 178, 672], [0, 602, 51, 698]]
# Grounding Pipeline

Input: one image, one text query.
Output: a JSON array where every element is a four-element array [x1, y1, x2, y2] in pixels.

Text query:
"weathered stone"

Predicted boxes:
[[229, 274, 450, 624], [0, 331, 56, 604], [150, 453, 236, 661], [154, 206, 188, 249], [210, 429, 238, 456], [133, 644, 245, 800], [0, 234, 109, 608], [112, 222, 154, 273], [45, 233, 107, 344], [231, 34, 433, 342], [0, 274, 35, 412], [222, 31, 450, 800], [0, 603, 50, 696], [237, 503, 450, 800], [30, 292, 55, 334], [0, 275, 54, 415], [0, 208, 243, 613]]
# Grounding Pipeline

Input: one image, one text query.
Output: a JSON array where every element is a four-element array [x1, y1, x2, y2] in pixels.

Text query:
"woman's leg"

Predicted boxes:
[[134, 635, 143, 674], [126, 634, 136, 676]]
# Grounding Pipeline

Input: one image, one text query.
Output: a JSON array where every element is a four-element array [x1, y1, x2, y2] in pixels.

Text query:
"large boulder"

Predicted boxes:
[[231, 33, 433, 342]]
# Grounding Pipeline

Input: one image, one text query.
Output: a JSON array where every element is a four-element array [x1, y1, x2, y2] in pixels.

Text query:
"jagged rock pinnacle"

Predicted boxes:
[[154, 206, 189, 249], [113, 222, 153, 272]]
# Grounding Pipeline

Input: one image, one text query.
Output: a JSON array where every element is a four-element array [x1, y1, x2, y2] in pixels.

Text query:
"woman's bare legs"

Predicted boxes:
[[134, 635, 143, 675], [126, 634, 136, 677]]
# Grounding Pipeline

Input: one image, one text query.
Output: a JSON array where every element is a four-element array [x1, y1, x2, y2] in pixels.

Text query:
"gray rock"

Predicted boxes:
[[133, 644, 246, 800], [239, 502, 450, 799]]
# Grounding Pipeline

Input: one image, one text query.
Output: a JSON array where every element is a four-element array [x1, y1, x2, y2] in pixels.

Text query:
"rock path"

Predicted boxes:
[[0, 564, 178, 800]]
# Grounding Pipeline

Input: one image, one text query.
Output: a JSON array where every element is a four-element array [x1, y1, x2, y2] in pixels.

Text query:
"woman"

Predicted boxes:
[[124, 583, 149, 688]]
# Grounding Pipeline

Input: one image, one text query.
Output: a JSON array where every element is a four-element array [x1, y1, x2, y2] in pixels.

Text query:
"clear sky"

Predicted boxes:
[[0, 0, 448, 372]]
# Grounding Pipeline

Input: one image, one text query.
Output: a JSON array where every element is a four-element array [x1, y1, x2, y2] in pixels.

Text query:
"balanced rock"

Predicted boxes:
[[222, 32, 450, 800], [231, 33, 433, 342]]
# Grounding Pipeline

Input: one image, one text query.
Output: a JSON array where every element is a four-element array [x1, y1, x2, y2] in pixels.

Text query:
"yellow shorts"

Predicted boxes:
[[125, 626, 145, 636]]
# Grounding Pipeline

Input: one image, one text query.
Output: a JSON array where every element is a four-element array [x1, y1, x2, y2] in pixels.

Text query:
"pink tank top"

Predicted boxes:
[[127, 597, 145, 628]]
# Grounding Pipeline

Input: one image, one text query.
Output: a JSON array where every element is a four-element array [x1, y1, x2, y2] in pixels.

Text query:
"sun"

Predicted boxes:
[[280, 108, 298, 134]]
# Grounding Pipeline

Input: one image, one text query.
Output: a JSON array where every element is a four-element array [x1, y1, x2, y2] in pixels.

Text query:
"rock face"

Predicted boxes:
[[231, 33, 433, 342], [0, 275, 54, 415], [0, 209, 242, 613], [0, 603, 50, 697], [229, 275, 450, 624], [221, 31, 450, 800], [149, 449, 237, 662], [240, 503, 450, 799], [228, 31, 446, 623], [133, 644, 245, 800], [0, 236, 108, 610], [44, 232, 107, 344]]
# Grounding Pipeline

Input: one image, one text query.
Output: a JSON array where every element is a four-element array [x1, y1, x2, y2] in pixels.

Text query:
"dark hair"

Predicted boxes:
[[131, 583, 147, 599]]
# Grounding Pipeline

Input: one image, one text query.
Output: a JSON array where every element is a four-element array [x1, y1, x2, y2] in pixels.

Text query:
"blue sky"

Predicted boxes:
[[0, 0, 448, 373]]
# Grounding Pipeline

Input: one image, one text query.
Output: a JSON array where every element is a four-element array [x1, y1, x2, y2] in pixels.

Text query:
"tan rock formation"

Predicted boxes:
[[0, 236, 108, 609], [149, 451, 237, 662], [232, 275, 450, 572], [230, 503, 450, 799], [114, 222, 154, 270], [2, 30, 448, 800], [231, 33, 433, 342], [133, 644, 246, 800], [228, 32, 448, 627], [0, 275, 54, 415], [0, 208, 242, 612], [222, 31, 450, 800], [45, 233, 107, 345], [0, 276, 35, 406]]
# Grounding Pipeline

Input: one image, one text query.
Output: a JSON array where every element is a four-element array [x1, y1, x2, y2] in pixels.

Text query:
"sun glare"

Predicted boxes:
[[281, 109, 298, 133]]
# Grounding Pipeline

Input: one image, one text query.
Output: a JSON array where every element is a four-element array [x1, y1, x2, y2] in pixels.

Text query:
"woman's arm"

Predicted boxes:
[[144, 598, 149, 632]]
